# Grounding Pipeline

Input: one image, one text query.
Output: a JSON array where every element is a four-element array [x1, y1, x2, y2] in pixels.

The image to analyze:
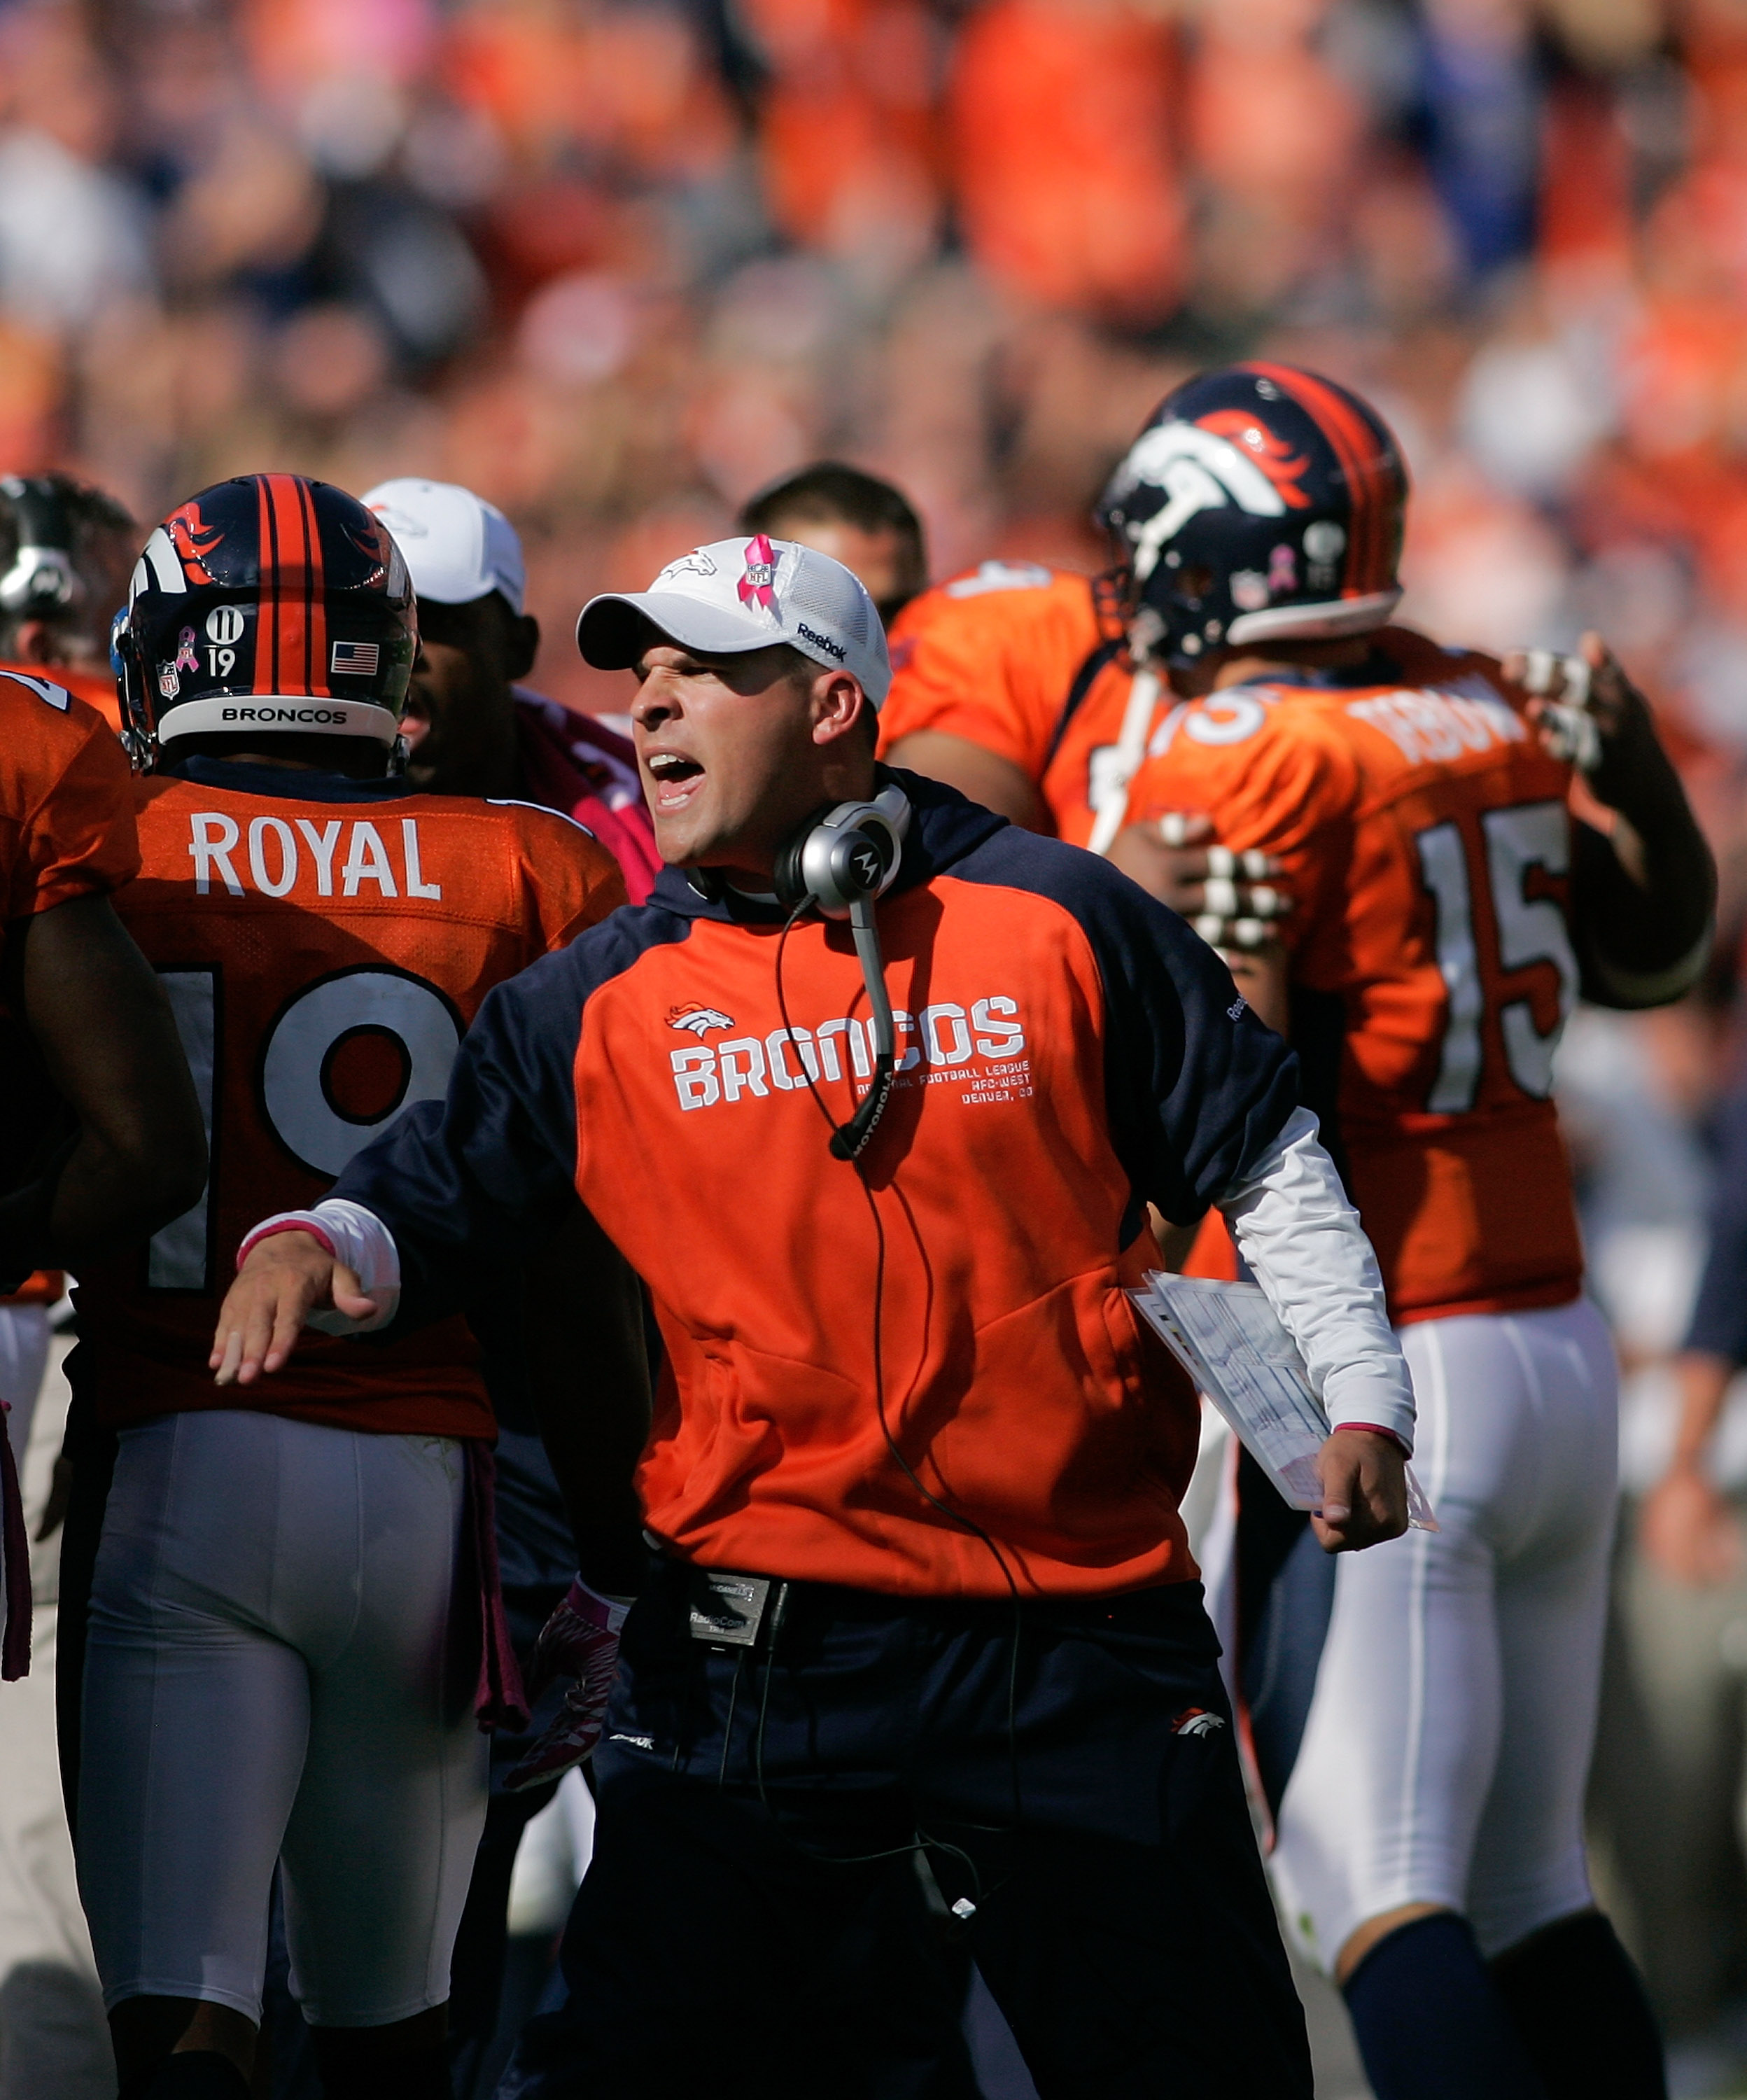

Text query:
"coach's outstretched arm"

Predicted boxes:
[[1215, 1106, 1412, 1550]]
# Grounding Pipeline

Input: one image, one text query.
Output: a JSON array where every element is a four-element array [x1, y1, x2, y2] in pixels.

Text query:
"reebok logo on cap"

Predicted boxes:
[[796, 622, 846, 663]]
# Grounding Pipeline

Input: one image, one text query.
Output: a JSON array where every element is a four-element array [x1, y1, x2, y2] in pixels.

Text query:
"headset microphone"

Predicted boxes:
[[773, 785, 910, 1161]]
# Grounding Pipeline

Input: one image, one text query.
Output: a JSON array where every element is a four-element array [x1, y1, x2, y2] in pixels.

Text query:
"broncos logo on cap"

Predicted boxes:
[[668, 1004, 736, 1036]]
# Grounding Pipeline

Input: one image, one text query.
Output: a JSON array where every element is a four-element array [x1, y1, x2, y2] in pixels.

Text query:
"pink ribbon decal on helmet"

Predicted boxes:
[[738, 535, 778, 612], [174, 626, 199, 673]]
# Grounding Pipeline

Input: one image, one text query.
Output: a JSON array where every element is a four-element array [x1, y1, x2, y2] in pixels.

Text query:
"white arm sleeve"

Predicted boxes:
[[1215, 1106, 1417, 1453], [240, 1199, 403, 1334]]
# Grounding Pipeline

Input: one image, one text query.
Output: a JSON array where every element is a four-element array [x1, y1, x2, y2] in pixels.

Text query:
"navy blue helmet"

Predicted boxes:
[[1097, 363, 1410, 669], [115, 473, 416, 766]]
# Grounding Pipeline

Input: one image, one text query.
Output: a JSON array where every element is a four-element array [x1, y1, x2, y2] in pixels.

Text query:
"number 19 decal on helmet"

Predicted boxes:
[[113, 473, 416, 769]]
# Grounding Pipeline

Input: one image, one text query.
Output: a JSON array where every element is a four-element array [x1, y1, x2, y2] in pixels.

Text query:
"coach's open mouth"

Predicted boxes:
[[644, 748, 704, 811]]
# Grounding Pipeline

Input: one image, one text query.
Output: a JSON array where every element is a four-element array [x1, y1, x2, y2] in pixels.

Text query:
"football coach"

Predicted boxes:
[[213, 536, 1415, 2099]]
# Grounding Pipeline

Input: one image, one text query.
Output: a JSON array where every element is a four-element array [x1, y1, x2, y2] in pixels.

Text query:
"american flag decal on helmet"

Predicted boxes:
[[330, 640, 380, 676]]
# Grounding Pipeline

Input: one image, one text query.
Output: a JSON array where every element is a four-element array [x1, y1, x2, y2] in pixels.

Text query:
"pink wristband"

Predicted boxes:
[[237, 1219, 337, 1270], [1340, 1422, 1408, 1453]]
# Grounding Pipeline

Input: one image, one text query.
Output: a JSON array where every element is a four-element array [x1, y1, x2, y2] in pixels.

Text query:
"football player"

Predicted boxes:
[[739, 461, 929, 626], [1106, 366, 1709, 2100], [0, 661, 206, 1681], [0, 471, 162, 1471], [63, 474, 638, 2100], [876, 457, 1289, 1002], [0, 472, 139, 722], [361, 478, 661, 902]]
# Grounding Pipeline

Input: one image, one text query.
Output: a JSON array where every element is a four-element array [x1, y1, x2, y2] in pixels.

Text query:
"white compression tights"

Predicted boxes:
[[0, 1302, 50, 1468], [76, 1408, 489, 2026], [1271, 1298, 1619, 1970]]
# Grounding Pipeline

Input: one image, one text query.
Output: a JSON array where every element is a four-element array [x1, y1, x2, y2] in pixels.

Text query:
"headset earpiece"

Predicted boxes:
[[771, 786, 911, 1161], [773, 788, 908, 920]]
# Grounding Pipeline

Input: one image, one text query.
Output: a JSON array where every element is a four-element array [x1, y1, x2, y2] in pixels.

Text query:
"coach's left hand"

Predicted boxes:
[[1312, 1428, 1408, 1552], [209, 1231, 372, 1386]]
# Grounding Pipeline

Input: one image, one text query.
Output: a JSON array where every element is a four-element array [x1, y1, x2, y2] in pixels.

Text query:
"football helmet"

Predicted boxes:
[[1096, 363, 1409, 669], [114, 474, 416, 767]]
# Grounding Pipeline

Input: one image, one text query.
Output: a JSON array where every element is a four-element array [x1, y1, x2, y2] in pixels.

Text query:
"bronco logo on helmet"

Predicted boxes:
[[1097, 363, 1409, 670], [115, 474, 416, 770]]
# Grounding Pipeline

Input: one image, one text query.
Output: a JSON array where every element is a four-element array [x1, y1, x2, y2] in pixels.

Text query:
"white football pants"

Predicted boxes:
[[76, 1409, 489, 2027], [1272, 1299, 1618, 1970], [0, 1303, 50, 1469]]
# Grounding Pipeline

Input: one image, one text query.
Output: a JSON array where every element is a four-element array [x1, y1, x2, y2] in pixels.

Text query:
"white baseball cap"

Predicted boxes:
[[360, 477, 526, 615], [576, 536, 891, 708]]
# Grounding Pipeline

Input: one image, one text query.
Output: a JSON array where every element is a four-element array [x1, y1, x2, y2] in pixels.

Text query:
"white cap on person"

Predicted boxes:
[[360, 477, 526, 614], [576, 536, 891, 708]]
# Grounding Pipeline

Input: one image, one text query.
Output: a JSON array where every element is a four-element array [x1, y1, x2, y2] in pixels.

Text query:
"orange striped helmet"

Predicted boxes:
[[1096, 363, 1408, 670], [115, 474, 416, 768]]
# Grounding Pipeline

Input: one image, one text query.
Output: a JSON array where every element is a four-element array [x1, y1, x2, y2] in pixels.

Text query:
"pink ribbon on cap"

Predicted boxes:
[[738, 535, 778, 612]]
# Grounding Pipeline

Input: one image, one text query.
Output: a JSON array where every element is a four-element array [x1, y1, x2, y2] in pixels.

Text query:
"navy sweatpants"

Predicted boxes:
[[498, 1564, 1312, 2100]]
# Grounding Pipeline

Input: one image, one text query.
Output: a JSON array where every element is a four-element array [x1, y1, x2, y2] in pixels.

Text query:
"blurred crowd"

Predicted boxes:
[[11, 0, 1747, 2087], [2, 0, 1746, 737]]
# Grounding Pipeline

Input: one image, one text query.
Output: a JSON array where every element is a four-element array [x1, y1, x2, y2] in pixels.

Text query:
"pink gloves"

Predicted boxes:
[[503, 1577, 631, 1793]]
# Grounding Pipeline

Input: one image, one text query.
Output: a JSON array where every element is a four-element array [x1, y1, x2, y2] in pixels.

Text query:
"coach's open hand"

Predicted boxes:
[[1312, 1427, 1409, 1552], [210, 1232, 373, 1386]]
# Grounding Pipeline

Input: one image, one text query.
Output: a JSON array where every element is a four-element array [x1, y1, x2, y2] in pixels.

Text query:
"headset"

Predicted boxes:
[[0, 477, 80, 617], [771, 783, 910, 1161]]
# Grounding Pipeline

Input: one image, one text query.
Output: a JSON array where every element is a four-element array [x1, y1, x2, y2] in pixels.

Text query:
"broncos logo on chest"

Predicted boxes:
[[667, 1004, 736, 1037]]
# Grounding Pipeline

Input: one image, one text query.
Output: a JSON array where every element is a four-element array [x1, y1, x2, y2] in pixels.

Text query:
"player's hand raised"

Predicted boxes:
[[1108, 810, 1293, 952], [1312, 1427, 1409, 1553], [210, 1231, 374, 1387], [1506, 631, 1658, 808]]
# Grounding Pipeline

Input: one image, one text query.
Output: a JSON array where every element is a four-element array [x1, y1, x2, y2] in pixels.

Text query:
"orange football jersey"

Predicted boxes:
[[78, 766, 626, 1436], [0, 668, 139, 920], [0, 658, 125, 736], [880, 563, 1160, 849], [1127, 629, 1584, 1323]]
